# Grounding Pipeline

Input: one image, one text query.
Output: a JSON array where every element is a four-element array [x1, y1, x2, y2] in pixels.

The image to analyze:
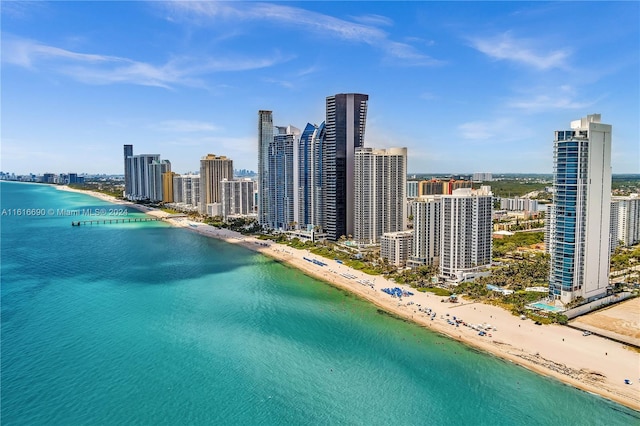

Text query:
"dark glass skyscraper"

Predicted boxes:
[[124, 144, 133, 197], [322, 93, 368, 240], [258, 110, 273, 227]]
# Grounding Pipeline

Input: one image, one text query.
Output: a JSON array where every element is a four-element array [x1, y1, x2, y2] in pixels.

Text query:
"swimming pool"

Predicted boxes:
[[529, 302, 565, 313]]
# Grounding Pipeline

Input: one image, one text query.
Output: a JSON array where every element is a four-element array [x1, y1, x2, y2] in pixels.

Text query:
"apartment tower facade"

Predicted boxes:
[[323, 93, 368, 240], [199, 154, 234, 215], [354, 147, 407, 245], [439, 186, 493, 281], [549, 114, 612, 303]]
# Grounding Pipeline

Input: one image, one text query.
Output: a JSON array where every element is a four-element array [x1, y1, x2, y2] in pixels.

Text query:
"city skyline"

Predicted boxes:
[[2, 1, 639, 175]]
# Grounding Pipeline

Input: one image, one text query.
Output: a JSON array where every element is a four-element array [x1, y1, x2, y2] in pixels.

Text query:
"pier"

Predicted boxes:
[[71, 217, 163, 226]]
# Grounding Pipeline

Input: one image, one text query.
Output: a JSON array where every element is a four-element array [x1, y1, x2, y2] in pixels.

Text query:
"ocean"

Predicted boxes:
[[1, 181, 638, 425]]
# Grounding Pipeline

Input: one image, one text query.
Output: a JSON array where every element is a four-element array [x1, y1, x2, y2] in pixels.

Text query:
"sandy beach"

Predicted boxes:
[[58, 185, 640, 411]]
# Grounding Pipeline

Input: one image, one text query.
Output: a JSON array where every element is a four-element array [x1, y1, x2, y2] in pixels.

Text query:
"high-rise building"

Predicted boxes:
[[124, 145, 133, 197], [473, 172, 493, 182], [162, 172, 177, 203], [199, 154, 234, 215], [381, 231, 414, 267], [220, 178, 255, 218], [149, 159, 171, 202], [549, 114, 612, 303], [173, 174, 200, 207], [407, 180, 419, 199], [297, 122, 325, 230], [258, 110, 274, 227], [131, 154, 160, 200], [409, 196, 441, 267], [440, 186, 493, 282], [354, 147, 407, 245], [611, 194, 640, 249], [323, 93, 369, 240], [266, 125, 299, 230]]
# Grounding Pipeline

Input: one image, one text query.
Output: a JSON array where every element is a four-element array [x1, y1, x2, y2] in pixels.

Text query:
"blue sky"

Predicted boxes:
[[2, 1, 638, 175]]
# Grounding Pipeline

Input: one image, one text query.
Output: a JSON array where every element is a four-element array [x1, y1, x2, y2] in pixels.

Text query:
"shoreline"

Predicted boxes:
[[57, 185, 640, 412]]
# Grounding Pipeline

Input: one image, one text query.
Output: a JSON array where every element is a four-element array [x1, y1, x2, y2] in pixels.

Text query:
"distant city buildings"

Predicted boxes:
[[406, 180, 419, 198], [473, 172, 493, 182], [499, 197, 539, 213], [417, 179, 472, 197], [548, 114, 611, 304]]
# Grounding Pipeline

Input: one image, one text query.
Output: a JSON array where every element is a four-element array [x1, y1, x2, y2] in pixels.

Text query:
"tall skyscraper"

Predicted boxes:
[[323, 93, 369, 240], [199, 154, 234, 214], [267, 125, 299, 230], [258, 110, 274, 227], [297, 122, 325, 230], [354, 147, 407, 245], [173, 174, 200, 208], [409, 196, 441, 267], [549, 114, 612, 303], [162, 171, 177, 203], [130, 154, 160, 200], [440, 186, 493, 282], [149, 159, 171, 202], [124, 145, 133, 197]]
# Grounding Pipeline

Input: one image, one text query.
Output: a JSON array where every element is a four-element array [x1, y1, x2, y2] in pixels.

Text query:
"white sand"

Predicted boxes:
[[58, 186, 640, 411]]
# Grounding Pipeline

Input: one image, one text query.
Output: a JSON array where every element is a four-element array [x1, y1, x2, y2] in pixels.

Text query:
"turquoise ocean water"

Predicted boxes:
[[1, 181, 638, 425]]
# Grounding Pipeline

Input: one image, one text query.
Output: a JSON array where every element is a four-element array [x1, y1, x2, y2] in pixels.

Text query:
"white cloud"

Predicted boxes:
[[153, 120, 219, 133], [350, 14, 394, 27], [1, 35, 289, 88], [458, 118, 515, 141], [507, 85, 599, 112], [166, 1, 443, 66], [469, 32, 569, 70]]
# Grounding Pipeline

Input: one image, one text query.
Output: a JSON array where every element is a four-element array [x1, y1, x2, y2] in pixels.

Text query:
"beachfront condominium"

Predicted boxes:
[[354, 147, 407, 245], [125, 151, 161, 200], [149, 160, 171, 203], [611, 194, 640, 251], [297, 122, 325, 231], [269, 125, 300, 230], [199, 154, 234, 215], [162, 171, 177, 203], [257, 113, 300, 230], [381, 231, 414, 267], [220, 178, 255, 219], [409, 196, 441, 268], [173, 174, 200, 208], [258, 110, 274, 227], [323, 93, 369, 240], [549, 114, 611, 304], [440, 186, 493, 282]]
